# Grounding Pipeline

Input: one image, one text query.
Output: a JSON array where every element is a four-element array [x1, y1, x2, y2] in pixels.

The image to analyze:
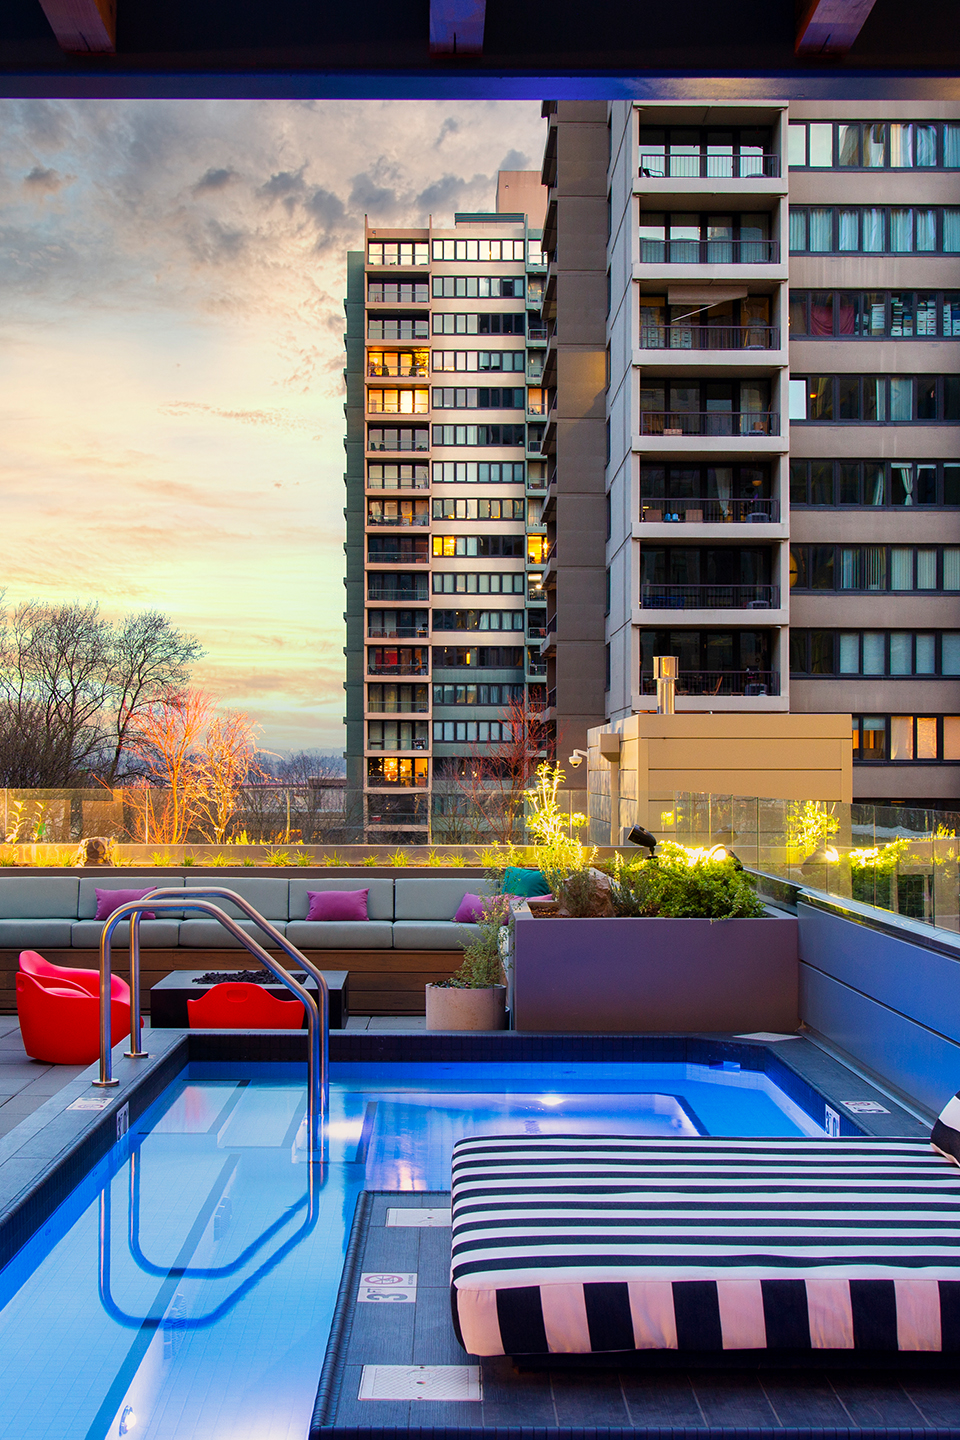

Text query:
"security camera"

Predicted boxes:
[[568, 748, 588, 769]]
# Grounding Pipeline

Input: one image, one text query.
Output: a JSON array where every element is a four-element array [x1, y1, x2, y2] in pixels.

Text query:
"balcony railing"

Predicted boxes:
[[640, 497, 779, 523], [367, 700, 430, 714], [527, 661, 548, 676], [367, 587, 430, 602], [640, 583, 780, 610], [527, 326, 548, 342], [639, 239, 780, 265], [367, 440, 430, 452], [639, 324, 780, 351], [638, 153, 781, 180], [367, 739, 429, 752], [366, 550, 429, 564], [640, 669, 780, 697], [526, 472, 547, 490], [367, 478, 430, 492], [527, 402, 548, 416], [640, 411, 779, 437], [366, 514, 430, 527], [367, 364, 428, 377], [367, 626, 430, 639], [367, 663, 430, 676], [527, 622, 546, 639]]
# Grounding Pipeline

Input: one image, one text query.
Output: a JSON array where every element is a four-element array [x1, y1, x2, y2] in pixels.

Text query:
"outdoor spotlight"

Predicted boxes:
[[707, 842, 743, 871], [627, 825, 657, 855]]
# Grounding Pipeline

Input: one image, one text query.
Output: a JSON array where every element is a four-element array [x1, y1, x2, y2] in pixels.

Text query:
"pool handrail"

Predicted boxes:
[[93, 889, 327, 1157]]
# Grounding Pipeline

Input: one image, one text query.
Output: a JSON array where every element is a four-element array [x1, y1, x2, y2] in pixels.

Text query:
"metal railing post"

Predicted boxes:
[[124, 911, 148, 1059]]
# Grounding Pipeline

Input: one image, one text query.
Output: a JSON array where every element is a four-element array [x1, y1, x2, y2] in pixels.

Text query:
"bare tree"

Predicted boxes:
[[452, 695, 550, 844], [0, 598, 202, 787]]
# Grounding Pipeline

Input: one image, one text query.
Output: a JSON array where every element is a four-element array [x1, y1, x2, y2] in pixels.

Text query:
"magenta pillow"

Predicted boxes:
[[453, 892, 485, 924], [306, 889, 368, 922], [95, 888, 156, 922]]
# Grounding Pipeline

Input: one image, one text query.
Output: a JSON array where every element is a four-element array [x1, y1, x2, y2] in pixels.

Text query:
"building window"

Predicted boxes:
[[431, 424, 525, 447], [367, 426, 429, 452], [432, 645, 525, 668], [432, 682, 525, 705], [368, 318, 429, 341], [790, 290, 960, 338], [604, 642, 611, 692], [852, 716, 960, 762], [431, 534, 525, 558], [367, 241, 429, 266], [432, 276, 524, 299], [431, 238, 526, 261], [788, 120, 958, 170], [431, 497, 525, 520], [432, 313, 526, 335], [789, 459, 960, 507], [791, 631, 960, 676], [789, 206, 960, 254], [431, 387, 525, 410], [367, 281, 429, 303], [432, 719, 513, 742], [368, 349, 429, 377], [789, 376, 960, 423], [639, 124, 775, 178], [433, 609, 526, 632], [639, 212, 775, 263], [431, 350, 525, 372], [432, 572, 525, 595], [367, 719, 429, 750], [367, 388, 429, 415], [790, 545, 960, 592], [431, 461, 524, 483], [366, 756, 429, 786], [367, 463, 429, 490]]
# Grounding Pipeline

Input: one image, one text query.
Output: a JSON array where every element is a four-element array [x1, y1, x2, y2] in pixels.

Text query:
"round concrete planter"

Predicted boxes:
[[425, 983, 506, 1031]]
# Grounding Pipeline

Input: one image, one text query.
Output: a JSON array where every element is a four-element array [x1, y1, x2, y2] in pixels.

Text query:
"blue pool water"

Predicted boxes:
[[0, 1061, 823, 1440]]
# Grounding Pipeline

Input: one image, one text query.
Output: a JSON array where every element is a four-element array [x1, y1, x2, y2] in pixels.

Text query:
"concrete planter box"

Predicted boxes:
[[512, 914, 798, 1033], [425, 983, 507, 1031]]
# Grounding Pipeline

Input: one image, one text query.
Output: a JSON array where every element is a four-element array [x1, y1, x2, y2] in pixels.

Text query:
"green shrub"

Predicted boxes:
[[610, 847, 767, 919], [439, 893, 512, 988]]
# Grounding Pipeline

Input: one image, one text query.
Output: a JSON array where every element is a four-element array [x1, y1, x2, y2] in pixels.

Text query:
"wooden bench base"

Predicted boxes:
[[0, 948, 463, 1017]]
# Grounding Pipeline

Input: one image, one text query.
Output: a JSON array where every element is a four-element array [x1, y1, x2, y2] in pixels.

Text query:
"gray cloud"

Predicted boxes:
[[347, 171, 398, 216], [499, 148, 530, 170], [193, 166, 236, 193], [23, 165, 70, 194]]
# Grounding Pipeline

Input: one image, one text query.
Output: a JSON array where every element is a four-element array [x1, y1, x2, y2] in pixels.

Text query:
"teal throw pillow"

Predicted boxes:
[[503, 866, 551, 898]]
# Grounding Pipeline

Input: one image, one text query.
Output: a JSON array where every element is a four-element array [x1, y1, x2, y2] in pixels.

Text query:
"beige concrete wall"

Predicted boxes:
[[586, 712, 852, 833], [496, 170, 547, 229]]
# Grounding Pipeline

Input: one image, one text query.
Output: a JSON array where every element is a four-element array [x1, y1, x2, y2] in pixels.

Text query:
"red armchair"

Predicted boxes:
[[187, 981, 304, 1030], [19, 950, 131, 1003], [16, 960, 133, 1065]]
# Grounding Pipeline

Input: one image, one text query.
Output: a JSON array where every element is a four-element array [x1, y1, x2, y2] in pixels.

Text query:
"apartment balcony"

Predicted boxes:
[[367, 626, 430, 640], [638, 496, 781, 526], [635, 412, 785, 457], [366, 740, 430, 753], [526, 401, 549, 418], [366, 549, 430, 565], [640, 239, 780, 266], [527, 620, 547, 639], [366, 586, 430, 602], [527, 325, 548, 345], [638, 324, 781, 356], [638, 153, 781, 181], [367, 662, 430, 676], [638, 669, 781, 697], [365, 515, 430, 527], [367, 363, 428, 378], [640, 582, 780, 611], [526, 660, 548, 677], [366, 700, 430, 714], [366, 477, 430, 492]]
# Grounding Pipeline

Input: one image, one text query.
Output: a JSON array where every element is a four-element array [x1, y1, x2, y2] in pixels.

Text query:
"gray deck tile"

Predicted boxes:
[[414, 1221, 454, 1289], [621, 1368, 707, 1426], [480, 1356, 556, 1427], [760, 1369, 852, 1426], [691, 1367, 780, 1426], [550, 1367, 632, 1426], [414, 1286, 474, 1365], [360, 1224, 419, 1272], [829, 1371, 926, 1427], [903, 1377, 960, 1426]]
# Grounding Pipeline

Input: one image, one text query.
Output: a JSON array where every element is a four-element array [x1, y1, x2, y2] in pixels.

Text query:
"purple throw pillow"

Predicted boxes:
[[95, 888, 156, 922], [306, 889, 369, 922], [453, 892, 485, 924]]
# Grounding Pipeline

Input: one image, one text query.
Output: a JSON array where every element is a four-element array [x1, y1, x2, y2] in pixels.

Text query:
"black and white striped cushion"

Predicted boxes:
[[450, 1134, 960, 1356], [932, 1091, 960, 1165]]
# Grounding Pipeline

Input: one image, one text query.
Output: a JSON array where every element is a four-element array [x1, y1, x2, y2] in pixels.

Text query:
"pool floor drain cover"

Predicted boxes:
[[386, 1208, 451, 1227], [359, 1365, 481, 1401]]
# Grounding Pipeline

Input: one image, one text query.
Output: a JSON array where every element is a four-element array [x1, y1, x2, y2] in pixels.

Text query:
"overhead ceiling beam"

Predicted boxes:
[[429, 0, 485, 54], [796, 0, 877, 55], [36, 0, 115, 52]]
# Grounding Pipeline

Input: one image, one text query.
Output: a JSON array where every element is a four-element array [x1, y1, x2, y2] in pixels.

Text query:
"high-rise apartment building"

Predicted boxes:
[[544, 99, 960, 809], [343, 202, 548, 842]]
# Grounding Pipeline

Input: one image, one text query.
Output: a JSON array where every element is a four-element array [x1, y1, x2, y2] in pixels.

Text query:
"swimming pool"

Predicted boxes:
[[0, 1059, 825, 1440]]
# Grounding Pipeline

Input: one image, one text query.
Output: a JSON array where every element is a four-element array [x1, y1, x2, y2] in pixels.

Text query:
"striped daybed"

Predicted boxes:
[[450, 1131, 960, 1360]]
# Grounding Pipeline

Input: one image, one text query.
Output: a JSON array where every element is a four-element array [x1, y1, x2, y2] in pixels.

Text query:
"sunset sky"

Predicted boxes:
[[0, 98, 545, 753]]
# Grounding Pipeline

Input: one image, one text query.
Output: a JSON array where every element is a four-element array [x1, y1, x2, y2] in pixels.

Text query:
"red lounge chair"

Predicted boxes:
[[16, 970, 132, 1065], [19, 950, 131, 1004], [187, 981, 304, 1030]]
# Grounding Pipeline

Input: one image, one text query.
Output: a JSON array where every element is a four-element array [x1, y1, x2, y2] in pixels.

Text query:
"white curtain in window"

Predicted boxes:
[[916, 550, 937, 589], [890, 548, 913, 589], [789, 208, 807, 251], [916, 634, 936, 672], [890, 716, 913, 759], [889, 633, 912, 674], [892, 463, 914, 505], [917, 125, 937, 166], [889, 377, 913, 421], [863, 124, 886, 166], [943, 634, 960, 674], [809, 209, 833, 252], [787, 124, 807, 167], [839, 633, 860, 672], [944, 716, 960, 761], [862, 633, 885, 673], [916, 209, 937, 251], [838, 209, 859, 251], [943, 210, 960, 253], [890, 124, 913, 167], [945, 124, 960, 167], [840, 548, 860, 588], [865, 547, 886, 590], [917, 717, 938, 759], [862, 208, 884, 251], [945, 549, 960, 590], [890, 209, 914, 252], [868, 464, 886, 505]]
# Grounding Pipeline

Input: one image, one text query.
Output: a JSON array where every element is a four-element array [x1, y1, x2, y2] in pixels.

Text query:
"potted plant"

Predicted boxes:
[[425, 893, 510, 1031], [511, 767, 798, 1033]]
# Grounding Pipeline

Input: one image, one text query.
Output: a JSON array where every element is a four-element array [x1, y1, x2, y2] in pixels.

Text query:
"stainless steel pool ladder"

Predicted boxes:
[[92, 887, 329, 1157]]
